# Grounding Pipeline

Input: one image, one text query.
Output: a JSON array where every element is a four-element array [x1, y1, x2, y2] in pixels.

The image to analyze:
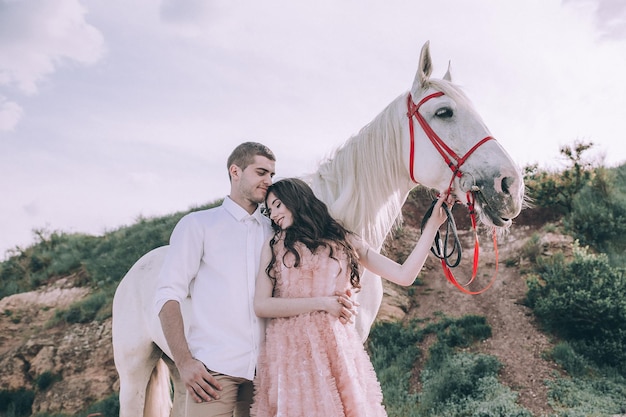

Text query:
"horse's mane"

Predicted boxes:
[[307, 93, 409, 249], [307, 80, 468, 249]]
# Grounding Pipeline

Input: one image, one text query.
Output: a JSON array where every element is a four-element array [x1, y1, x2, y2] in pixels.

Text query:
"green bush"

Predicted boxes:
[[415, 316, 530, 417], [523, 141, 595, 215], [564, 168, 626, 253], [80, 393, 119, 417], [53, 291, 107, 324], [565, 166, 626, 266], [0, 200, 221, 325], [418, 353, 531, 417], [0, 388, 35, 417], [0, 204, 214, 291], [419, 353, 501, 404], [520, 233, 543, 263], [30, 394, 118, 417], [547, 371, 626, 416], [35, 371, 62, 391], [368, 319, 424, 412], [435, 315, 492, 348], [550, 342, 592, 378], [526, 244, 626, 372], [367, 315, 529, 416]]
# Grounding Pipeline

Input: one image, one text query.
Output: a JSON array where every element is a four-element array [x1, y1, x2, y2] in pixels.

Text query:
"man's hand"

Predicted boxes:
[[177, 357, 223, 403], [159, 301, 223, 403]]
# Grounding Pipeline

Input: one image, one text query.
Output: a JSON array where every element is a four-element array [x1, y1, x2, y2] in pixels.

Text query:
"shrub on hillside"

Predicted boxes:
[[418, 352, 532, 417], [526, 244, 626, 373], [0, 201, 219, 324], [0, 388, 34, 417], [367, 315, 531, 416], [416, 317, 530, 417], [54, 291, 108, 324], [368, 319, 424, 412], [565, 165, 626, 266], [520, 233, 543, 264], [548, 378, 626, 416], [80, 393, 119, 417], [523, 141, 595, 216], [550, 342, 593, 378], [35, 371, 62, 391]]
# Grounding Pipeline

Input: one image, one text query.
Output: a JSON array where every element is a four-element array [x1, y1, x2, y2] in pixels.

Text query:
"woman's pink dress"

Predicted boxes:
[[252, 240, 387, 417]]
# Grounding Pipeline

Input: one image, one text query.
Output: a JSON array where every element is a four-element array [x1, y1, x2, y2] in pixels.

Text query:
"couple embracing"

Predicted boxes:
[[155, 141, 450, 417]]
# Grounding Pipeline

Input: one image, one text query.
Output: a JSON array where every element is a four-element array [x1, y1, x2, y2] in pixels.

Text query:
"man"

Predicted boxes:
[[155, 142, 277, 416]]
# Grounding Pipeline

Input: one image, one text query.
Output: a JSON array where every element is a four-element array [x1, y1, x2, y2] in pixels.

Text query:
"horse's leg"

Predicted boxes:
[[113, 285, 157, 417], [115, 343, 161, 417], [355, 271, 383, 343], [145, 357, 173, 417], [113, 247, 172, 417], [163, 355, 186, 416]]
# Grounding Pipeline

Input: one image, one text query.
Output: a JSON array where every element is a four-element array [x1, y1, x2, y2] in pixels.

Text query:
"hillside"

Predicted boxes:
[[0, 192, 574, 416]]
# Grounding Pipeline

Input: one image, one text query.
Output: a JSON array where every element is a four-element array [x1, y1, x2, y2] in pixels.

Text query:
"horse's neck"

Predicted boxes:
[[309, 94, 415, 249]]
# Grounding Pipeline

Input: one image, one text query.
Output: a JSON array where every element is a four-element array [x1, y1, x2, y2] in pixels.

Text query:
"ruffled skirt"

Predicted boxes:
[[252, 312, 387, 417]]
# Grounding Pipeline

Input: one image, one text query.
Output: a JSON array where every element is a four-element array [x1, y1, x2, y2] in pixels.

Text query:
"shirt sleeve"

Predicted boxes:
[[154, 213, 204, 318]]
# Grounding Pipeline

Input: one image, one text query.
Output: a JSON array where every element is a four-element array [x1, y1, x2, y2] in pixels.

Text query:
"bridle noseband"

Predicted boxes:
[[407, 91, 499, 295]]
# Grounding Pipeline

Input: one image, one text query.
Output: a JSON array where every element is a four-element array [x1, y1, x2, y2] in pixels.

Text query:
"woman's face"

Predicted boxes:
[[266, 191, 294, 230]]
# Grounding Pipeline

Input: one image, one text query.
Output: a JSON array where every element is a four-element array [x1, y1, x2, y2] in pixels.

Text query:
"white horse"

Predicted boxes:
[[112, 41, 524, 417]]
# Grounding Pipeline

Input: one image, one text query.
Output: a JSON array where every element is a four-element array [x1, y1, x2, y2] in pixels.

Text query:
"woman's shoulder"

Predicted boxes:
[[345, 233, 368, 259], [346, 233, 365, 249]]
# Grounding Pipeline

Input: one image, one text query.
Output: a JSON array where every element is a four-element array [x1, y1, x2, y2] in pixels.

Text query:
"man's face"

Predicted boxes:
[[236, 155, 276, 204]]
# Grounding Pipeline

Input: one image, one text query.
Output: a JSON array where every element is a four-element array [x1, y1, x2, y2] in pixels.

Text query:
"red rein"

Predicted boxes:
[[407, 92, 498, 295]]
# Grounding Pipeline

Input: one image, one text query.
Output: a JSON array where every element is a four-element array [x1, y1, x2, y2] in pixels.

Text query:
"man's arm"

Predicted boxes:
[[159, 300, 222, 403]]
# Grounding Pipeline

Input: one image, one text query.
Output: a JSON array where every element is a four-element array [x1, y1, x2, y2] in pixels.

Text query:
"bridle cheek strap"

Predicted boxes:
[[407, 92, 498, 295], [407, 92, 495, 188]]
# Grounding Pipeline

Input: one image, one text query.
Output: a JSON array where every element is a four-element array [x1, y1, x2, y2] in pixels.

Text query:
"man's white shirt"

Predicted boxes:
[[155, 196, 272, 380]]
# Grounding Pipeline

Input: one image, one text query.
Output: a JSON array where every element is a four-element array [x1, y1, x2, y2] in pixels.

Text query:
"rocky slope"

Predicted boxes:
[[0, 277, 117, 415]]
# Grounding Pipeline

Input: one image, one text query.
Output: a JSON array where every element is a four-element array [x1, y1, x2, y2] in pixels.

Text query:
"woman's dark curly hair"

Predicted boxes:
[[264, 178, 361, 289]]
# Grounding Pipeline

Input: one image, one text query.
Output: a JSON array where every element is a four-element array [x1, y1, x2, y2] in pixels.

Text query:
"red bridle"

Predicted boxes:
[[407, 91, 498, 295]]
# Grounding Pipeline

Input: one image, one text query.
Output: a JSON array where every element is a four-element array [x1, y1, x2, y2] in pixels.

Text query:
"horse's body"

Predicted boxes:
[[112, 42, 524, 417]]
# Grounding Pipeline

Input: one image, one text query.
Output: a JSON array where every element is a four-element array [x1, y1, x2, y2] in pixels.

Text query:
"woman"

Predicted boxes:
[[252, 178, 451, 417]]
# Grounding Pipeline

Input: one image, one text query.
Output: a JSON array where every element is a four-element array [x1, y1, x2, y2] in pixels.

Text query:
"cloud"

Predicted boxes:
[[595, 0, 626, 39], [0, 0, 106, 94], [22, 201, 40, 217], [564, 0, 626, 40], [0, 96, 22, 131], [159, 0, 214, 23], [158, 0, 218, 37]]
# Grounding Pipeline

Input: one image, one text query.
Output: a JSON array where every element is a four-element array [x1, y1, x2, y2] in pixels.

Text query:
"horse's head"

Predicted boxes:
[[406, 42, 524, 227]]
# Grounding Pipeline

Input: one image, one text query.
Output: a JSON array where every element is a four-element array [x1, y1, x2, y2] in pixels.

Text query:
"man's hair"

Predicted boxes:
[[227, 142, 276, 180]]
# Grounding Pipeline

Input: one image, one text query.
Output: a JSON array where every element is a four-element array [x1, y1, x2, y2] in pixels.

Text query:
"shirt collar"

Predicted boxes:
[[222, 196, 265, 223]]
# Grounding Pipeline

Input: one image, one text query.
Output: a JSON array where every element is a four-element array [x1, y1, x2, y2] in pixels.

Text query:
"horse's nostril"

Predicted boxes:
[[501, 177, 513, 195]]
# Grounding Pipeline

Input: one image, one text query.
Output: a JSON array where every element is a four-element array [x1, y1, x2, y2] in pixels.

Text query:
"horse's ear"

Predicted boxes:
[[443, 60, 452, 82], [411, 41, 433, 96]]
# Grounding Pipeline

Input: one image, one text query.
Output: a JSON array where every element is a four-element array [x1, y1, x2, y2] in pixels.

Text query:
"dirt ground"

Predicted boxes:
[[377, 221, 573, 417]]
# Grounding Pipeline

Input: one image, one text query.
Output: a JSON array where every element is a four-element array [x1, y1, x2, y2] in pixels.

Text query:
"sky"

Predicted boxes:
[[1, 0, 626, 258]]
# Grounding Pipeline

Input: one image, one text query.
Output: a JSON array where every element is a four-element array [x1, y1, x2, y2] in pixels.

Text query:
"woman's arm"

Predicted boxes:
[[253, 239, 355, 321], [352, 194, 452, 287]]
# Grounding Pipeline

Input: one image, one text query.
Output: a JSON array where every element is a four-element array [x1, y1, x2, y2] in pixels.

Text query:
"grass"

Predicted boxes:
[[368, 314, 532, 417]]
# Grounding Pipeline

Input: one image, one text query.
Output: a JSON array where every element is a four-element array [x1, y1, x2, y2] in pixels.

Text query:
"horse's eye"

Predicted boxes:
[[435, 107, 453, 118]]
